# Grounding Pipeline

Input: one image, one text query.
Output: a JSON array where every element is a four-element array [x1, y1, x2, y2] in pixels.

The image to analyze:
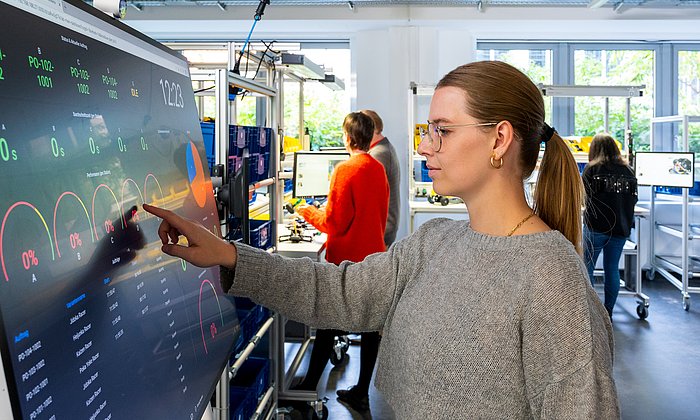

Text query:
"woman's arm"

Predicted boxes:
[[223, 240, 406, 332], [144, 202, 420, 332]]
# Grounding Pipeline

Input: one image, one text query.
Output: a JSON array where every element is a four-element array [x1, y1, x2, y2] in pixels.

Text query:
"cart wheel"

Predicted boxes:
[[330, 336, 349, 366], [427, 194, 435, 204], [646, 268, 656, 281], [636, 304, 649, 320], [329, 349, 347, 366], [683, 296, 691, 311], [317, 405, 329, 420], [440, 196, 450, 206]]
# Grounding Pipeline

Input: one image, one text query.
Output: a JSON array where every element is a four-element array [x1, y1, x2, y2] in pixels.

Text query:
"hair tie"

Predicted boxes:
[[542, 123, 556, 143]]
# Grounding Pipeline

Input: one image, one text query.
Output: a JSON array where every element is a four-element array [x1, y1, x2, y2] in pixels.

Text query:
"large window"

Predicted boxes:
[[298, 48, 350, 149], [476, 47, 553, 120], [678, 50, 700, 153], [574, 48, 655, 151]]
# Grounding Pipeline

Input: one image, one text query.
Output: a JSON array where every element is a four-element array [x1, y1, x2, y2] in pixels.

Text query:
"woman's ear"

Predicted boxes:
[[492, 120, 515, 159]]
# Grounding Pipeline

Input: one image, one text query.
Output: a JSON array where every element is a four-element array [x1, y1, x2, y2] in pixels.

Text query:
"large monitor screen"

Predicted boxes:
[[293, 151, 349, 198], [635, 152, 695, 188], [0, 0, 238, 418]]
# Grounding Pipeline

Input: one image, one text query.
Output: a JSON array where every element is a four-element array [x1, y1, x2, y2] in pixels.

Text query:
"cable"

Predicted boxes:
[[252, 40, 275, 80], [194, 85, 215, 94]]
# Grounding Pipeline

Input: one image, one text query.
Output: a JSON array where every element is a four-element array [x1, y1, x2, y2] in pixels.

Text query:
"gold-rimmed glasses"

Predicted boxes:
[[419, 121, 497, 152]]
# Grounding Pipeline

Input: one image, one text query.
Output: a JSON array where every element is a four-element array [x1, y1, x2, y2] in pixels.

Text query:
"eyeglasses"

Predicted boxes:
[[419, 121, 497, 152]]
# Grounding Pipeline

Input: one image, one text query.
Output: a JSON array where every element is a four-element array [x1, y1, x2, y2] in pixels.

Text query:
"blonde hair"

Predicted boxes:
[[437, 61, 584, 254]]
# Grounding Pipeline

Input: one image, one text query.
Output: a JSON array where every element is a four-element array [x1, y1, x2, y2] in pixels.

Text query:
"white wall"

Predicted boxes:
[[124, 5, 700, 241]]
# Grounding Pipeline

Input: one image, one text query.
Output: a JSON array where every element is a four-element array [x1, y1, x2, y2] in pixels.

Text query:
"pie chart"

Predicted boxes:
[[186, 142, 211, 208]]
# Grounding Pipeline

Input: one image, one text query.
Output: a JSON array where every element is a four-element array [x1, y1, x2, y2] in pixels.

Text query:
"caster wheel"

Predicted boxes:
[[427, 194, 435, 204], [683, 297, 690, 311], [329, 349, 347, 366], [636, 304, 649, 320], [440, 196, 450, 206], [646, 268, 656, 281], [316, 405, 329, 420]]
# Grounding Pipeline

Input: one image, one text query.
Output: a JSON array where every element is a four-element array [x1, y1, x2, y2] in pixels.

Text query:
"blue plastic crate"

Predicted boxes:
[[232, 308, 257, 355], [228, 126, 239, 159], [247, 126, 260, 155], [284, 178, 293, 193], [654, 181, 700, 197], [230, 357, 271, 401], [250, 219, 272, 249], [420, 161, 431, 182], [200, 122, 216, 171], [260, 127, 272, 155], [254, 152, 270, 182], [577, 162, 587, 174], [229, 387, 253, 420]]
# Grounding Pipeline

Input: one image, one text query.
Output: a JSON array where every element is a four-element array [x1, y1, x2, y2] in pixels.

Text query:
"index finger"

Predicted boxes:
[[143, 204, 193, 236]]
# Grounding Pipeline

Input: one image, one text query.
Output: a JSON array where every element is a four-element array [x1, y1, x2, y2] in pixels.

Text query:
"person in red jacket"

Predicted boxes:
[[294, 112, 389, 412]]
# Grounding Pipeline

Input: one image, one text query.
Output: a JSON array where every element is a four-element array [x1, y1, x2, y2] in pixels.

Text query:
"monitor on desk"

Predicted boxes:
[[0, 0, 238, 418], [635, 152, 695, 188], [293, 151, 350, 198]]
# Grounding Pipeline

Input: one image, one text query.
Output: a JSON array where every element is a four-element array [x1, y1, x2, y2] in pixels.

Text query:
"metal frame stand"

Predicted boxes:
[[649, 115, 700, 311]]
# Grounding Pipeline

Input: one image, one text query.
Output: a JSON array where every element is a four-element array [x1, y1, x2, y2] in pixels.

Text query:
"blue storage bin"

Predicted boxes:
[[200, 122, 216, 172], [232, 308, 257, 354], [234, 297, 268, 324], [260, 127, 272, 155], [230, 357, 271, 401], [229, 387, 253, 420], [249, 219, 272, 249], [284, 178, 293, 193], [228, 125, 239, 159], [654, 181, 700, 197], [247, 126, 260, 155], [420, 161, 431, 182], [234, 125, 248, 150], [256, 152, 270, 181]]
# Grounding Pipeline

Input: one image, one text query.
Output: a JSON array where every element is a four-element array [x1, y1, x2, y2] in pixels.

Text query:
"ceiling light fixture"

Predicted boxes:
[[319, 74, 345, 91], [588, 0, 610, 8], [276, 53, 326, 80]]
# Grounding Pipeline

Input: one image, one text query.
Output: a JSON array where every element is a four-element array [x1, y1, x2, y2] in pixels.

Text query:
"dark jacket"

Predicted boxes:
[[583, 162, 638, 238]]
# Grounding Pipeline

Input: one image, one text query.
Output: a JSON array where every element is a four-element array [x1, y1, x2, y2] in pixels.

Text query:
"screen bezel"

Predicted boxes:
[[635, 151, 696, 187], [292, 151, 350, 198]]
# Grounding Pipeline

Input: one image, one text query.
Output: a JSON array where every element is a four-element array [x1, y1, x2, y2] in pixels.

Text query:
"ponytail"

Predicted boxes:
[[534, 133, 584, 255]]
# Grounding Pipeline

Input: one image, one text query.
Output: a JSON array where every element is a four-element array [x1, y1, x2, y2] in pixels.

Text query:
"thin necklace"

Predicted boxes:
[[507, 212, 535, 237]]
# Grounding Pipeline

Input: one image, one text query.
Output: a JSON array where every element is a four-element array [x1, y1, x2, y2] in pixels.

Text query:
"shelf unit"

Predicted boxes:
[[649, 115, 700, 311], [406, 82, 469, 233], [192, 66, 281, 420]]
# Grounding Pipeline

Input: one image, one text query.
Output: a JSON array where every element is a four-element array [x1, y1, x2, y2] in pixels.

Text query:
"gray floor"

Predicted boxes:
[[285, 276, 700, 420]]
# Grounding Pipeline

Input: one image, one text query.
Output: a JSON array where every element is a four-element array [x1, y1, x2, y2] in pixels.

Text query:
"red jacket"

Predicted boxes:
[[298, 153, 389, 265]]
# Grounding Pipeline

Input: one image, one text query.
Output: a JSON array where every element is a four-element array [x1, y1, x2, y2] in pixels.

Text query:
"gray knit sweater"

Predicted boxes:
[[222, 218, 619, 419]]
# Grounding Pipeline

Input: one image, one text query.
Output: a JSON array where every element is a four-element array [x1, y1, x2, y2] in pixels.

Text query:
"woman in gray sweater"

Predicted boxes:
[[144, 61, 619, 419]]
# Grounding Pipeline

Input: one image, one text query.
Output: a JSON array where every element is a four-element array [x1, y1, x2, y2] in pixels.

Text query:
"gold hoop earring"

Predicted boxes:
[[490, 155, 503, 169]]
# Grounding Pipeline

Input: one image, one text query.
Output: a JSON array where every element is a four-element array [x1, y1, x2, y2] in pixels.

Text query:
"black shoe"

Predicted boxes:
[[336, 386, 369, 412]]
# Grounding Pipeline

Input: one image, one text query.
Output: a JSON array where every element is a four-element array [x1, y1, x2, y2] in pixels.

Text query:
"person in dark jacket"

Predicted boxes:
[[583, 133, 638, 320]]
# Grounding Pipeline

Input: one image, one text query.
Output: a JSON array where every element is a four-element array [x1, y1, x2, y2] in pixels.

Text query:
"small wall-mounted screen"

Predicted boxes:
[[635, 152, 695, 188]]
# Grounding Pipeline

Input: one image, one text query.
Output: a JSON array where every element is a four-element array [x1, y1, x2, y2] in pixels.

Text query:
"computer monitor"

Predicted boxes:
[[635, 152, 695, 188], [292, 151, 350, 198], [0, 0, 238, 418]]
